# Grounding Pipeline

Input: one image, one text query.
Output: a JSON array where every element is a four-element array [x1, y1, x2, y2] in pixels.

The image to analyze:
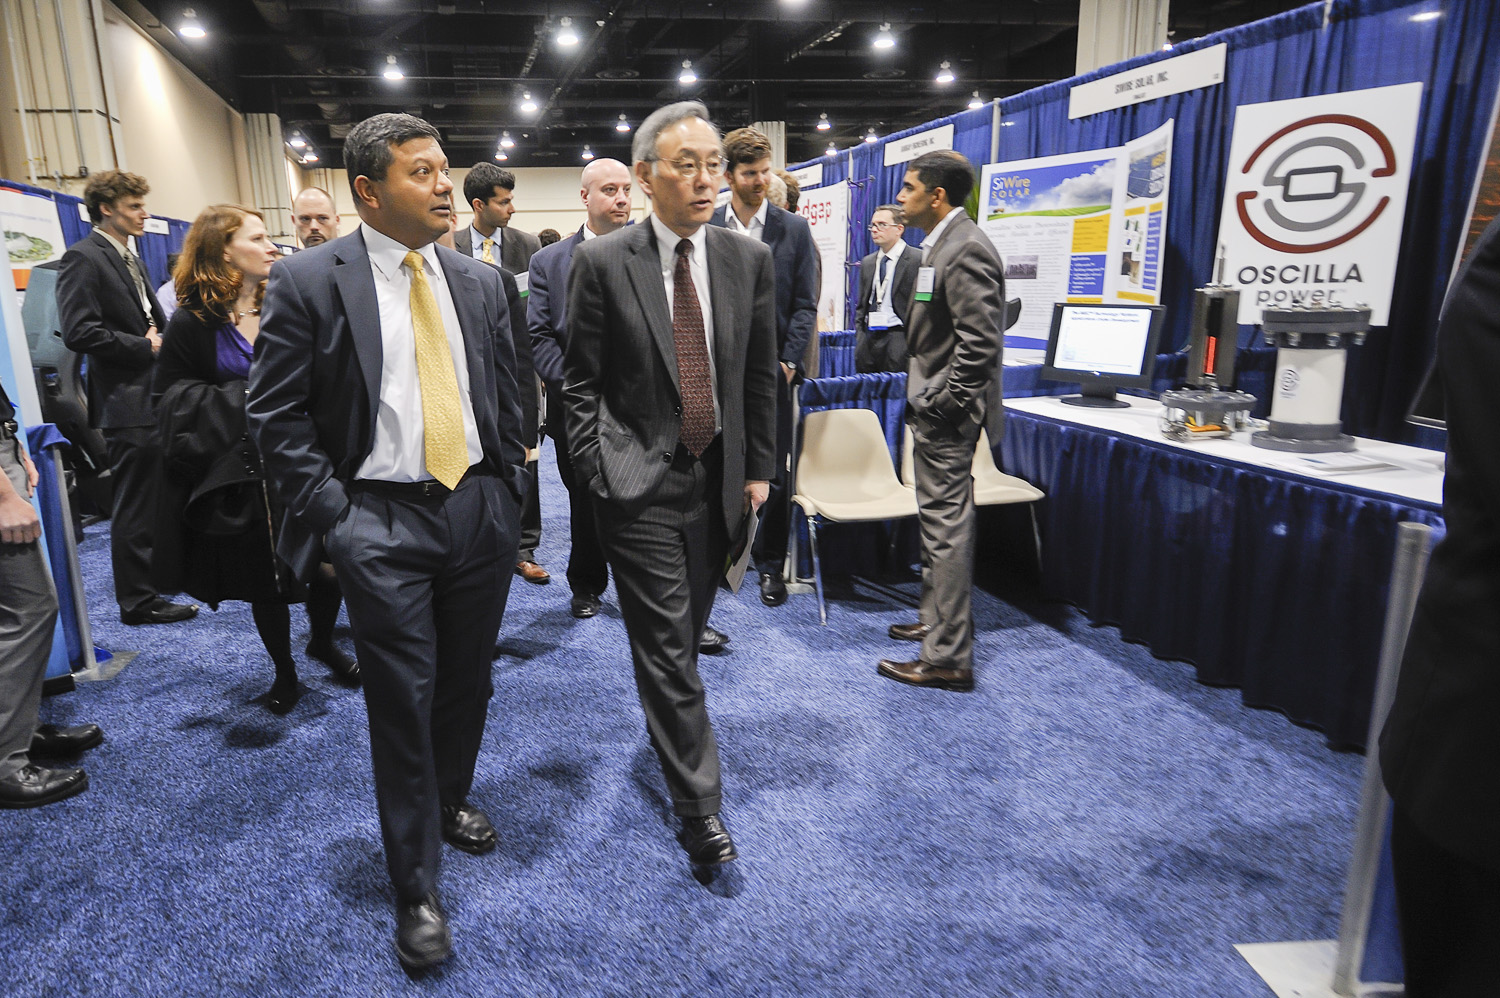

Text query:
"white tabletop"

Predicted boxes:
[[1004, 394, 1445, 508]]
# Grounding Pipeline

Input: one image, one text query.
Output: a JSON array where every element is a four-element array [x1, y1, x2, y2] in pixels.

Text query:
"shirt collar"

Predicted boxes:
[[882, 240, 907, 263], [361, 222, 445, 282], [96, 227, 130, 257], [581, 223, 599, 241], [649, 214, 706, 266], [729, 198, 769, 231], [919, 208, 961, 250], [471, 224, 497, 247]]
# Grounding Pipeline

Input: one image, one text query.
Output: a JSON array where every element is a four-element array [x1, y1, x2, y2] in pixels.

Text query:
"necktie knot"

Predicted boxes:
[[675, 238, 693, 260], [403, 250, 424, 274]]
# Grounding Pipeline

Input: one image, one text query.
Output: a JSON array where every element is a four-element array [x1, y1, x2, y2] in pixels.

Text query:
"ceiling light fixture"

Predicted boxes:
[[873, 23, 895, 50], [615, 114, 631, 133], [678, 60, 697, 85], [816, 113, 831, 132], [383, 55, 404, 81], [581, 144, 595, 161], [968, 90, 985, 109], [303, 151, 319, 163], [500, 130, 515, 148], [1409, 10, 1441, 21], [825, 141, 837, 156], [864, 127, 878, 144], [178, 8, 206, 39], [935, 61, 955, 84], [557, 16, 579, 46], [495, 149, 509, 161], [520, 91, 538, 113], [288, 135, 306, 149]]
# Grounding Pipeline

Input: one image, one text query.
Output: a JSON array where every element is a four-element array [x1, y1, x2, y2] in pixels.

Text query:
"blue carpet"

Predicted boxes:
[[1, 438, 1360, 996]]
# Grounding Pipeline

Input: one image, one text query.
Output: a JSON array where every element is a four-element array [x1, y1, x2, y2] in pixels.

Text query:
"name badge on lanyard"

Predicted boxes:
[[914, 266, 935, 302]]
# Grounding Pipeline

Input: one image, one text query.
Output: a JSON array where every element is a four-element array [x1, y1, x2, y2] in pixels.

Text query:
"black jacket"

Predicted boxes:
[[854, 246, 920, 373]]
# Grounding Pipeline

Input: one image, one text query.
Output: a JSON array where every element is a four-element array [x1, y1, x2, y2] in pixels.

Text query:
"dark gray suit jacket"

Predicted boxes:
[[854, 245, 920, 373], [527, 226, 585, 394], [904, 212, 1005, 440], [247, 229, 528, 580], [58, 229, 167, 428], [563, 221, 779, 534], [455, 224, 541, 275], [452, 226, 540, 445]]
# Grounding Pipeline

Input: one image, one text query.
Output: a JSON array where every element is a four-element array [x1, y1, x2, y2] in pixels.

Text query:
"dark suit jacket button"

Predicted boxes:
[[663, 453, 672, 463]]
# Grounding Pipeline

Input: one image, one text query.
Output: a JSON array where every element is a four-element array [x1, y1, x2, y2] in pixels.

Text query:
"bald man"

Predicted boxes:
[[292, 187, 341, 248]]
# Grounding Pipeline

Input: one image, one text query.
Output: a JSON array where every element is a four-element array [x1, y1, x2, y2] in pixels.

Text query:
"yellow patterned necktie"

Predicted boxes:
[[480, 237, 494, 264], [403, 250, 468, 489]]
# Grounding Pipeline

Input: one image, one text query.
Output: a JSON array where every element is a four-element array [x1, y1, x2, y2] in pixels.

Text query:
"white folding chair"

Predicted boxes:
[[791, 408, 917, 624]]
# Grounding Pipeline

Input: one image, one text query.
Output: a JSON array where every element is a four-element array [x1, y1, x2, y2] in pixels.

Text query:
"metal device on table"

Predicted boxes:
[[1159, 252, 1257, 441], [1250, 301, 1371, 453]]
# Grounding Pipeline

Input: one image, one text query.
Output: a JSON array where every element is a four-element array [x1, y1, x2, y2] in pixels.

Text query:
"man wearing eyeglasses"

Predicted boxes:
[[563, 100, 778, 869], [855, 204, 920, 373]]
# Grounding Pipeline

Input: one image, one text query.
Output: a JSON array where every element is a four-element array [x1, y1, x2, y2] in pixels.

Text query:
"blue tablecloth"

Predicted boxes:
[[1001, 405, 1443, 750]]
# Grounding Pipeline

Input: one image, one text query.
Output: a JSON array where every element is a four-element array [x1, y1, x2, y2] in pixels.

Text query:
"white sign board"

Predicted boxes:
[[1216, 82, 1424, 324], [1069, 43, 1226, 119], [143, 217, 170, 235], [789, 163, 824, 190], [979, 121, 1173, 349], [0, 186, 68, 292], [796, 181, 848, 333], [883, 124, 955, 168]]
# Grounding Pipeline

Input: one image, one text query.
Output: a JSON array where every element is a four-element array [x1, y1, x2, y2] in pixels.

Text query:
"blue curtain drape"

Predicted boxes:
[[816, 330, 857, 379], [2, 178, 192, 286]]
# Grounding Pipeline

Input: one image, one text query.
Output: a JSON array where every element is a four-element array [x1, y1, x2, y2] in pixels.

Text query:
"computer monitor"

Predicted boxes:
[[1040, 302, 1166, 408]]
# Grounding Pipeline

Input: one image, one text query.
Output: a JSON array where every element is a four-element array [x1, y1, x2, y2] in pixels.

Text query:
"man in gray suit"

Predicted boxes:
[[880, 150, 1004, 693], [249, 113, 528, 969], [564, 101, 778, 867]]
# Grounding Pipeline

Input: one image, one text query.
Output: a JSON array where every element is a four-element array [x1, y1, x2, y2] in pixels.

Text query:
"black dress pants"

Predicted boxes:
[[102, 425, 161, 613], [595, 440, 728, 816], [327, 474, 519, 901]]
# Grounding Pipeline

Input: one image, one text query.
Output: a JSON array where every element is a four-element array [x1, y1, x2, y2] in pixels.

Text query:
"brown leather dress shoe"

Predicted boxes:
[[515, 561, 551, 584], [877, 658, 974, 692], [887, 621, 931, 642]]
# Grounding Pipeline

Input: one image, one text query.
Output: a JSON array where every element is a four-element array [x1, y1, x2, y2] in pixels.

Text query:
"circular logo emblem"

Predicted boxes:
[[1235, 114, 1398, 255], [1278, 368, 1301, 397]]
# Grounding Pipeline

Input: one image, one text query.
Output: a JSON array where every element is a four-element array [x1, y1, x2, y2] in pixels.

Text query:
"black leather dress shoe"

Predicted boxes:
[[306, 641, 360, 685], [441, 802, 498, 855], [888, 621, 931, 642], [265, 676, 303, 715], [395, 892, 452, 970], [0, 764, 88, 809], [698, 626, 730, 655], [30, 723, 104, 757], [679, 814, 737, 866], [120, 598, 199, 626], [758, 571, 788, 607], [569, 593, 601, 619], [877, 658, 974, 692]]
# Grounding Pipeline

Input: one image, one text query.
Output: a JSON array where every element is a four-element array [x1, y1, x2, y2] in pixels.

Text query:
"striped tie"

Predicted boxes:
[[403, 250, 469, 489]]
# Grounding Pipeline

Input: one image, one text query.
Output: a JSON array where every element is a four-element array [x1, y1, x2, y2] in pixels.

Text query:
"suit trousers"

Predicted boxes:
[[103, 425, 161, 612], [518, 458, 542, 563], [751, 376, 793, 576], [595, 440, 728, 817], [327, 473, 519, 901], [547, 393, 608, 598], [911, 411, 981, 671], [1391, 803, 1500, 997], [0, 433, 58, 781]]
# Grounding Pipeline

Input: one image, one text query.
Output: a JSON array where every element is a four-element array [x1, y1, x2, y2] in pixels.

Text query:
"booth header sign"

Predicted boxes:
[[1216, 82, 1424, 324], [788, 163, 823, 190], [883, 124, 954, 167], [1069, 44, 1225, 119]]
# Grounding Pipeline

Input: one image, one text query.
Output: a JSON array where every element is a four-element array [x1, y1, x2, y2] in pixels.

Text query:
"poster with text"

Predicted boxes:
[[796, 180, 848, 333], [1216, 83, 1423, 324], [979, 121, 1173, 350], [1, 187, 67, 292]]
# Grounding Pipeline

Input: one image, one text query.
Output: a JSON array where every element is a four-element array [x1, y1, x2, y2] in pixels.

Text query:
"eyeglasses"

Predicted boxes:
[[868, 221, 901, 231], [657, 157, 725, 179]]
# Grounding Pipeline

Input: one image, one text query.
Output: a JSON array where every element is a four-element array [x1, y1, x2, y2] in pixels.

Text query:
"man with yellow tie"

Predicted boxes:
[[248, 113, 528, 971]]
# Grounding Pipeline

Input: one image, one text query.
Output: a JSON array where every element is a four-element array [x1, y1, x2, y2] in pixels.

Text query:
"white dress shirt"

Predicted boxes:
[[723, 198, 769, 242], [98, 228, 155, 319], [919, 207, 962, 263], [649, 213, 721, 432], [356, 222, 483, 482], [868, 239, 907, 329], [470, 224, 499, 261]]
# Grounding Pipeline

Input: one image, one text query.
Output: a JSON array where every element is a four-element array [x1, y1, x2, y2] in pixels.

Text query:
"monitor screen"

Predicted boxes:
[[1040, 303, 1166, 408]]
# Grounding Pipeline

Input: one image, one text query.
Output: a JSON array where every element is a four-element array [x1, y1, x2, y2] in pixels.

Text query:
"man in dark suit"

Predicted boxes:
[[564, 101, 778, 868], [248, 113, 527, 970], [854, 203, 919, 374], [1379, 216, 1500, 995], [880, 151, 1003, 693], [709, 126, 818, 608], [456, 163, 543, 277], [58, 170, 197, 626], [455, 164, 544, 584], [528, 158, 632, 620]]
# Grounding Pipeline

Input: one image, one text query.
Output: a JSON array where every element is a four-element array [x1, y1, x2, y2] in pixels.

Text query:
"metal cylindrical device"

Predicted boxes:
[[1252, 304, 1371, 453], [1187, 285, 1241, 389]]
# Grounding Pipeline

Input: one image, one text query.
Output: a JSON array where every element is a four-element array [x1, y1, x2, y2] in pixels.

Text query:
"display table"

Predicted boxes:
[[1001, 395, 1444, 748]]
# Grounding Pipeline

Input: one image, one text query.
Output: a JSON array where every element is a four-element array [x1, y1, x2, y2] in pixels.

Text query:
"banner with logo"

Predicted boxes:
[[1, 186, 67, 293], [796, 180, 848, 332], [978, 121, 1173, 348], [1216, 83, 1423, 324]]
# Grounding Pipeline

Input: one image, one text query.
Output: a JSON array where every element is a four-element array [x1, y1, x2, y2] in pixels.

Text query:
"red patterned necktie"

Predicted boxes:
[[672, 238, 715, 456]]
